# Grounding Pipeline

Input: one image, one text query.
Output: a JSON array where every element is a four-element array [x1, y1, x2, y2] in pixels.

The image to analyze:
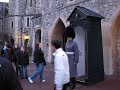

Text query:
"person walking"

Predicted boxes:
[[51, 40, 70, 90], [19, 47, 29, 79], [28, 43, 46, 84], [65, 26, 79, 89], [0, 57, 23, 90]]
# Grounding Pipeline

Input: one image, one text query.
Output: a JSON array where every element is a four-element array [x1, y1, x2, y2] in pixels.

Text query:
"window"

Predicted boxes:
[[67, 0, 75, 4], [11, 21, 14, 28], [27, 17, 29, 27], [30, 0, 32, 7]]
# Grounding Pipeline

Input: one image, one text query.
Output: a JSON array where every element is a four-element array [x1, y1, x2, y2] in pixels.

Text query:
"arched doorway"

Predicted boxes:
[[112, 14, 120, 75], [51, 18, 65, 62], [35, 29, 41, 44], [51, 19, 65, 47], [32, 29, 42, 56]]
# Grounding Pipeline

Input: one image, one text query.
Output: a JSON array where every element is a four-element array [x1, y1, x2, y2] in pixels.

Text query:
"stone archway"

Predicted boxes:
[[32, 28, 42, 55], [50, 18, 65, 62], [35, 29, 41, 44], [112, 14, 120, 75], [51, 19, 65, 47]]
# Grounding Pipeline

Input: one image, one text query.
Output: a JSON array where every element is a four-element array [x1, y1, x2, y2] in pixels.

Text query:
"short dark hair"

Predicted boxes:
[[51, 40, 62, 49]]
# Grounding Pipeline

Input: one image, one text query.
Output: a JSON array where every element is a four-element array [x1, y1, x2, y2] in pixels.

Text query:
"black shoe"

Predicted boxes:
[[71, 84, 76, 89]]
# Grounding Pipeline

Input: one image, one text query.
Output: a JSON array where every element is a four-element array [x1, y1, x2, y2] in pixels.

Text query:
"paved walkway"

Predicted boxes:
[[20, 63, 120, 90]]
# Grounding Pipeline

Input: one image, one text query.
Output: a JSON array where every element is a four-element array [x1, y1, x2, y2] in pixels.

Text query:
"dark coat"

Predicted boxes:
[[0, 57, 23, 90], [65, 40, 79, 77], [4, 48, 14, 62], [19, 51, 29, 66], [33, 48, 46, 65], [1, 47, 4, 57], [13, 48, 20, 62]]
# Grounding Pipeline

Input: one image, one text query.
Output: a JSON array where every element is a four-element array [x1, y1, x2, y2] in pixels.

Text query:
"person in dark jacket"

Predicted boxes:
[[19, 46, 29, 79], [13, 45, 20, 75], [28, 43, 46, 84], [0, 57, 23, 90]]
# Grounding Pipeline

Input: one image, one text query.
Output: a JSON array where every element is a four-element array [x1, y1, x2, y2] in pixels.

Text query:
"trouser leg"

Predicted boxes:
[[30, 64, 41, 81], [70, 77, 76, 89], [21, 65, 24, 78], [63, 82, 71, 90], [39, 63, 44, 81], [54, 83, 70, 90], [14, 61, 18, 75], [18, 65, 22, 77], [23, 66, 28, 78], [54, 84, 63, 90]]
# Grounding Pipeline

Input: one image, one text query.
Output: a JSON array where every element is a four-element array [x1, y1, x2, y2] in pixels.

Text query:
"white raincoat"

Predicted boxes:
[[53, 48, 70, 90]]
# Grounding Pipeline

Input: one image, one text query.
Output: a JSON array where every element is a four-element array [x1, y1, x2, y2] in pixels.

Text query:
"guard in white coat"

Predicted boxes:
[[51, 40, 70, 90]]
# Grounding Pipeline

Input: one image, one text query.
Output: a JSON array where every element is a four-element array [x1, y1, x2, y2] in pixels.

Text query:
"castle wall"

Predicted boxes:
[[7, 0, 120, 75]]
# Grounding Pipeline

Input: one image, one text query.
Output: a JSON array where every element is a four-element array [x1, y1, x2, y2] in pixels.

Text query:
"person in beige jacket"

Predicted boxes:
[[51, 40, 70, 90]]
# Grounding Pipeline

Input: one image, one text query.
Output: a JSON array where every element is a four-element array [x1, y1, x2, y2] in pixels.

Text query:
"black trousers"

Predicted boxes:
[[14, 61, 18, 75], [70, 77, 76, 89], [54, 82, 70, 90]]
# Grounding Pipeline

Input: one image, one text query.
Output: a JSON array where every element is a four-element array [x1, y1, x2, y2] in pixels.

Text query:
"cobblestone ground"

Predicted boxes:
[[20, 63, 120, 90]]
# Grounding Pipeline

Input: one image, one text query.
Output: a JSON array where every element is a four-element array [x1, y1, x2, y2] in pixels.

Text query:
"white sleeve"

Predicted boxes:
[[54, 55, 64, 85], [56, 84, 63, 90]]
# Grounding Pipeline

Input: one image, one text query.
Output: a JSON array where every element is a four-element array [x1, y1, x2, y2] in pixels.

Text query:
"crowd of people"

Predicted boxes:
[[1, 43, 30, 79], [0, 42, 46, 90], [0, 26, 80, 90]]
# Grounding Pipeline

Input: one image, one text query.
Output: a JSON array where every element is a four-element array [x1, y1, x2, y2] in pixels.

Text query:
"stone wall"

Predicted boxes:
[[35, 0, 42, 14], [41, 0, 120, 61], [9, 0, 16, 15], [8, 0, 120, 54], [0, 20, 2, 32], [116, 27, 120, 75], [18, 0, 26, 15], [0, 19, 3, 45], [0, 2, 9, 49], [7, 0, 120, 75]]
